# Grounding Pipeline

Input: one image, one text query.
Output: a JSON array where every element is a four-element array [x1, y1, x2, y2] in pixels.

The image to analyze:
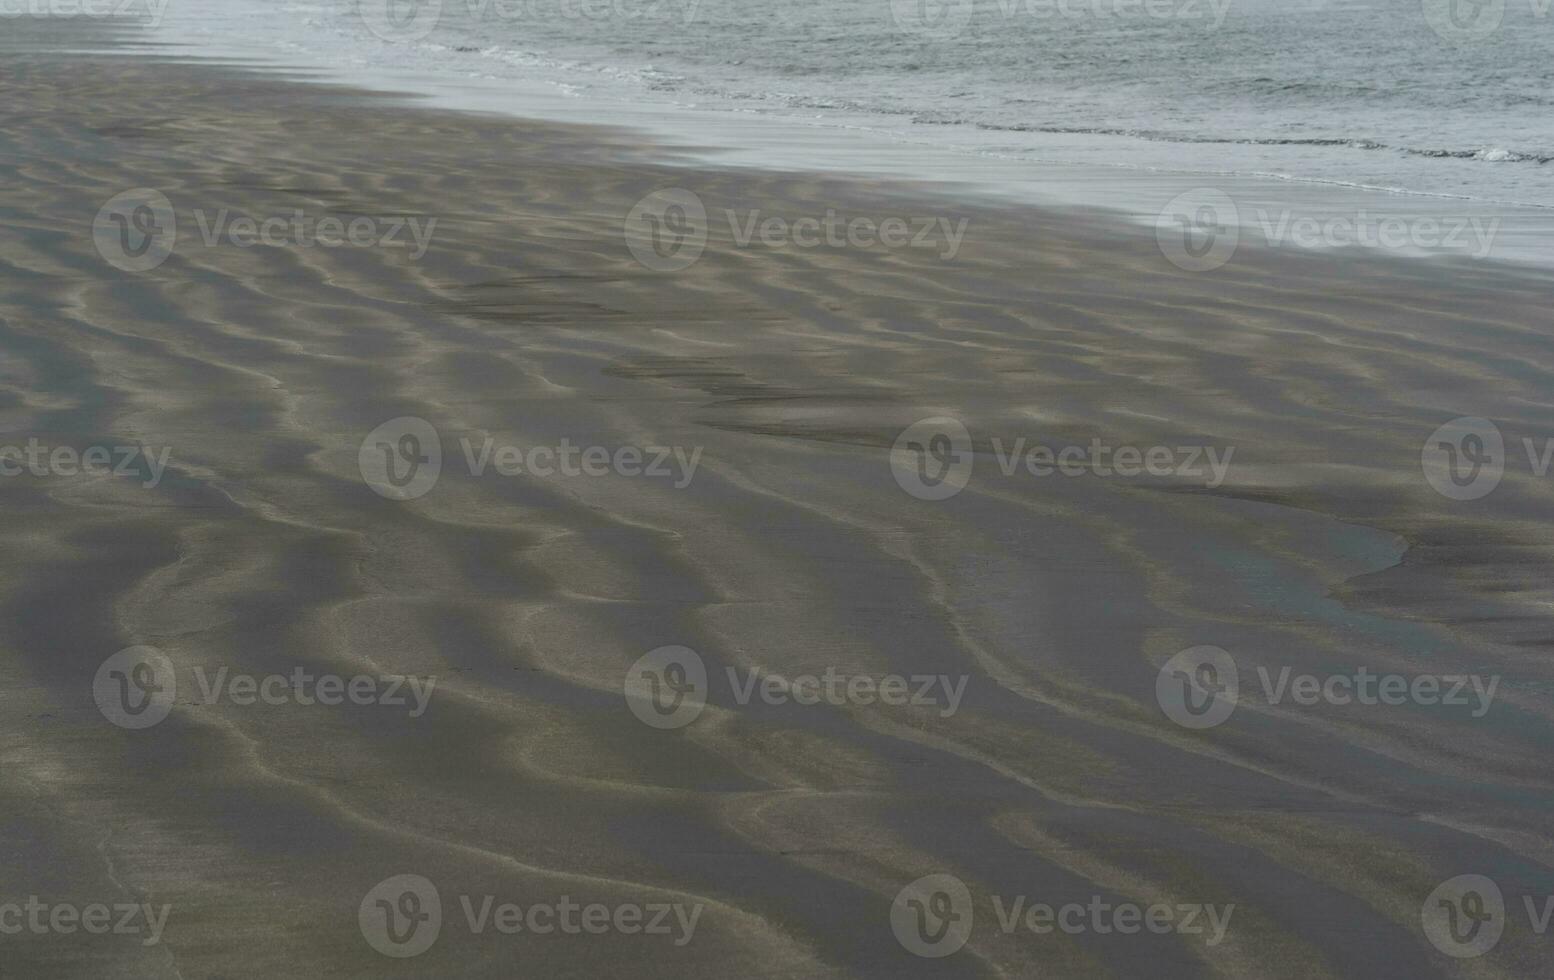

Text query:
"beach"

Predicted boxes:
[[3, 17, 1554, 978]]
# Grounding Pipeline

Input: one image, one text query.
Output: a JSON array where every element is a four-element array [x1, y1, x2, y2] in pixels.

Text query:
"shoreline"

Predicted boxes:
[[4, 18, 1554, 978], [49, 8, 1554, 269]]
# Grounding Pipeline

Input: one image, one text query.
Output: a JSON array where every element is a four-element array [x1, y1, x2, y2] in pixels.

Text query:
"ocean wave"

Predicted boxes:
[[904, 118, 1551, 166], [1404, 145, 1553, 164]]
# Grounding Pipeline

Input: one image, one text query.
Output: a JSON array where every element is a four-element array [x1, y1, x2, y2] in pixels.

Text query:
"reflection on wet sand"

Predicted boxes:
[[2, 27, 1554, 979]]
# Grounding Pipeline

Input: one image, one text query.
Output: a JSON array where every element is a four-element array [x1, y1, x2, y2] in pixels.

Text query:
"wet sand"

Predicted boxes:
[[3, 19, 1554, 980]]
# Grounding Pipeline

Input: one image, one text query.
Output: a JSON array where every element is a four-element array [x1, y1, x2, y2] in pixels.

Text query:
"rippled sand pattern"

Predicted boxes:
[[2, 27, 1554, 980]]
